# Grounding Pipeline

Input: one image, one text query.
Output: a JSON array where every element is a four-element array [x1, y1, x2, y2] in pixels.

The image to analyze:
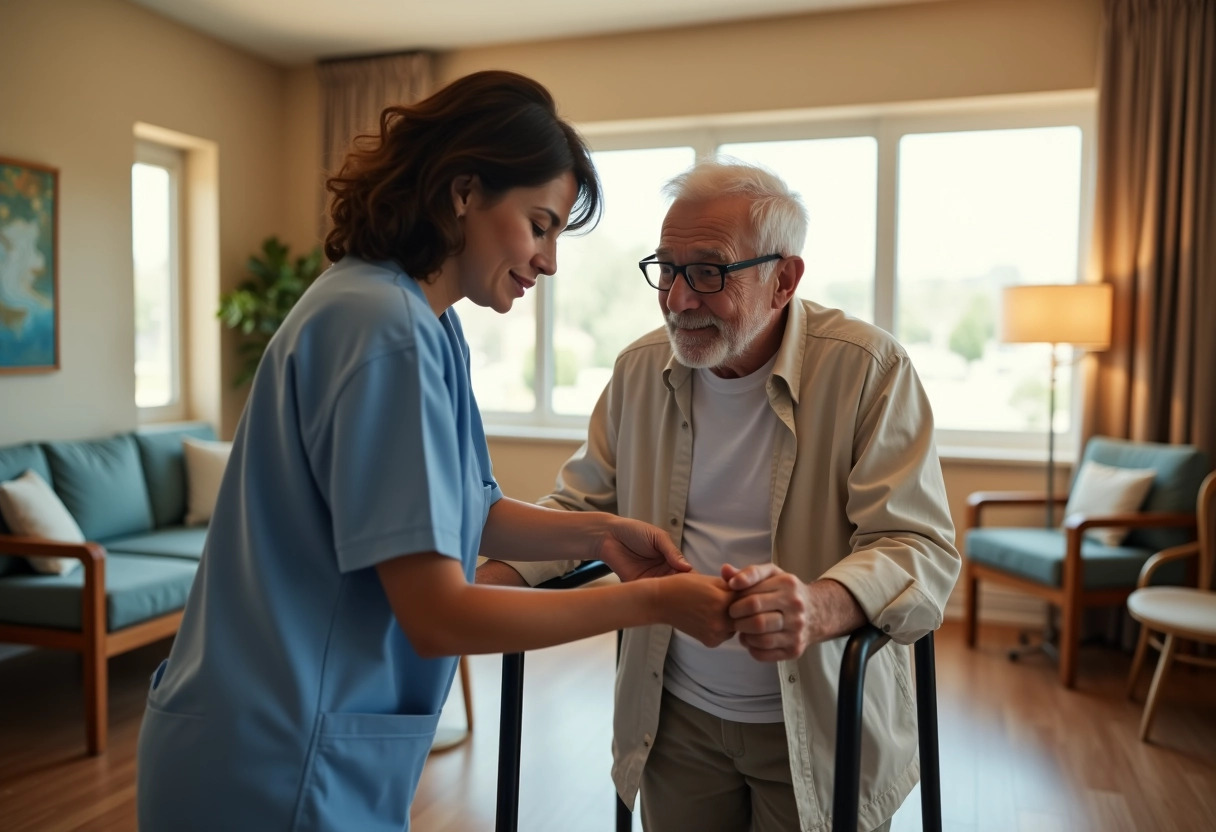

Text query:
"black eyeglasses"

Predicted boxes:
[[638, 253, 783, 294]]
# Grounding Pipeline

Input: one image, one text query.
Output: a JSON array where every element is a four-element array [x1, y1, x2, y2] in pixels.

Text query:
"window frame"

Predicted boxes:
[[479, 91, 1097, 459], [132, 140, 187, 423]]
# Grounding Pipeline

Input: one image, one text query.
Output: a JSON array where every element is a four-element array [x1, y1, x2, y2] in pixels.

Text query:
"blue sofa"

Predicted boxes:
[[0, 422, 215, 754]]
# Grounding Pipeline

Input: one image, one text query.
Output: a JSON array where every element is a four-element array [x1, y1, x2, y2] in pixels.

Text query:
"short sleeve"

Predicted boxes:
[[313, 331, 467, 574]]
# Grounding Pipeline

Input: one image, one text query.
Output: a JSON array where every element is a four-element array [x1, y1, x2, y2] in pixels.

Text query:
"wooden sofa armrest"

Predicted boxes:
[[0, 534, 107, 564], [1135, 542, 1200, 589], [966, 491, 1068, 528]]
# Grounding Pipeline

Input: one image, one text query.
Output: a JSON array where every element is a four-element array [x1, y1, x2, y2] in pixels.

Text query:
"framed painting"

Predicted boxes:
[[0, 156, 59, 373]]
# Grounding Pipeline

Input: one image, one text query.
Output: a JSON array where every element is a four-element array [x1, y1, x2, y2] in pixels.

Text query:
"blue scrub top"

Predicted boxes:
[[137, 257, 502, 831]]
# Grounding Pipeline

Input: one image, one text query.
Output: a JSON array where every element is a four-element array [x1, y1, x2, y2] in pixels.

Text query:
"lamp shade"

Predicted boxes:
[[1000, 283, 1113, 349]]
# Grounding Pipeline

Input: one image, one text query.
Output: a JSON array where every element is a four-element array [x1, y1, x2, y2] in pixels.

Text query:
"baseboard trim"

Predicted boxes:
[[943, 585, 1048, 628]]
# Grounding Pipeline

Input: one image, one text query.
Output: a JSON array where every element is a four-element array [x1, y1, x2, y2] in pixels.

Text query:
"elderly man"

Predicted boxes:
[[478, 160, 960, 832]]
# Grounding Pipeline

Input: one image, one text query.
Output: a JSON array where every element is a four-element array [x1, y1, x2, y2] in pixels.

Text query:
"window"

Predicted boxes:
[[464, 94, 1094, 454], [132, 142, 185, 419]]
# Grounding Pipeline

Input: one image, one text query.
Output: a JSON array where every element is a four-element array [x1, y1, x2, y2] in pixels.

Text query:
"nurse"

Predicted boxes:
[[135, 70, 736, 831]]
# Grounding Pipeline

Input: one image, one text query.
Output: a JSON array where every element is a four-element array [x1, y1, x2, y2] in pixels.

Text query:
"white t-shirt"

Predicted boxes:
[[664, 355, 785, 723]]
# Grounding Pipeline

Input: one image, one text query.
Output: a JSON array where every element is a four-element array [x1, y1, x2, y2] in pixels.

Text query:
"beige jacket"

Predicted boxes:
[[504, 299, 960, 832]]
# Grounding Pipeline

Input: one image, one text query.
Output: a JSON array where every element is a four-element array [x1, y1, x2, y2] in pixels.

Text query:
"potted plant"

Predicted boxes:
[[218, 236, 323, 386]]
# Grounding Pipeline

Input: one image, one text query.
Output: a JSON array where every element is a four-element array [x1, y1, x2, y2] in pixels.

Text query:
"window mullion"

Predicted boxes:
[[536, 276, 555, 422], [873, 121, 899, 334]]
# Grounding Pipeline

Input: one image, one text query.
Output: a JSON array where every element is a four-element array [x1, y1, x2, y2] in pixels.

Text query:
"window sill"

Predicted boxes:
[[483, 423, 588, 444], [937, 444, 1077, 467]]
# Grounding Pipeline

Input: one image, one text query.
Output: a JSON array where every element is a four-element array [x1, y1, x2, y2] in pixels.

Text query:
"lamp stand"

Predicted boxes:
[[1045, 345, 1059, 529]]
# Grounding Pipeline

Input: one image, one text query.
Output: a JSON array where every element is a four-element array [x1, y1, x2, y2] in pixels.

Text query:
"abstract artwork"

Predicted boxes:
[[0, 156, 59, 373]]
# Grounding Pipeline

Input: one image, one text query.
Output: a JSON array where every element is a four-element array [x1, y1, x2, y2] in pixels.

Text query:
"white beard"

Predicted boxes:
[[665, 304, 771, 370]]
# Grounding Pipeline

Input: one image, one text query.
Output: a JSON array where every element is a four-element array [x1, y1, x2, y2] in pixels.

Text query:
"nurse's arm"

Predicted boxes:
[[478, 497, 691, 581], [376, 553, 734, 657]]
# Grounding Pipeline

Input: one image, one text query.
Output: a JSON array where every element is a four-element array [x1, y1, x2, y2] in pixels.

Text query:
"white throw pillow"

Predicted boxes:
[[0, 469, 85, 575], [1063, 460, 1156, 546], [182, 437, 232, 526]]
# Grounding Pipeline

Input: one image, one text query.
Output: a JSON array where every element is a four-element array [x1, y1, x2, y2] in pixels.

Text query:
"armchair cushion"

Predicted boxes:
[[966, 527, 1185, 590], [1063, 460, 1155, 546], [1077, 437, 1209, 552]]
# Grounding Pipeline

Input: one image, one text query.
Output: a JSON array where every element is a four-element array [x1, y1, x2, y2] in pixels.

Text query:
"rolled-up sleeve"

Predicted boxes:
[[819, 353, 961, 643]]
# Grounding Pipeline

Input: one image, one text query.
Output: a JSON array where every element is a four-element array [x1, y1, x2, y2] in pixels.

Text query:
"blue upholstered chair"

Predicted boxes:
[[963, 437, 1209, 688]]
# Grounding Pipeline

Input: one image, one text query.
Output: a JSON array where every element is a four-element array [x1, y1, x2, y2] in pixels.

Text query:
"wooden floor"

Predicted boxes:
[[1, 622, 1214, 831]]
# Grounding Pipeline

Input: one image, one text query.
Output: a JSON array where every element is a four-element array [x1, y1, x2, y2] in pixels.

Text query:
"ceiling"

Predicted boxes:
[[127, 0, 940, 66]]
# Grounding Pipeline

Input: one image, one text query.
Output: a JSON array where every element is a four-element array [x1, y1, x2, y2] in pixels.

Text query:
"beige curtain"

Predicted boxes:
[[316, 51, 434, 237], [1084, 0, 1216, 464]]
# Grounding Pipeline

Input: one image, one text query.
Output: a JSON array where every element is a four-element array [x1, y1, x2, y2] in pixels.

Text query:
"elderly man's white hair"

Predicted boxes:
[[662, 158, 808, 281]]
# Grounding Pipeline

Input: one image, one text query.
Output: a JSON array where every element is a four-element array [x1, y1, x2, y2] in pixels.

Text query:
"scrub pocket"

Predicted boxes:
[[292, 710, 441, 832], [137, 700, 213, 830]]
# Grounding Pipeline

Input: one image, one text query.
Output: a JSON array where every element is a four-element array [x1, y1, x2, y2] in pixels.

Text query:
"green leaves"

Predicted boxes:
[[217, 236, 323, 387]]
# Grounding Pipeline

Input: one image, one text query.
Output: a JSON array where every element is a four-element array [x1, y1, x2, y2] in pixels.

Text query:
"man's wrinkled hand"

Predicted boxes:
[[720, 563, 812, 661]]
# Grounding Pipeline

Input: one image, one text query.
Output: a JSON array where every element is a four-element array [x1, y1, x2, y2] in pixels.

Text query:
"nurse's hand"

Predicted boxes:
[[656, 573, 736, 648], [595, 516, 692, 582]]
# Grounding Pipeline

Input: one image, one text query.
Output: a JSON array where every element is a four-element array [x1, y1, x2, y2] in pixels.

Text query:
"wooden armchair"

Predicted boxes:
[[963, 437, 1208, 688]]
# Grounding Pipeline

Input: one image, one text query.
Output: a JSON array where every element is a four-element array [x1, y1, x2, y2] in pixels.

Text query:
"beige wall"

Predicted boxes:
[[0, 0, 289, 444], [437, 0, 1102, 121]]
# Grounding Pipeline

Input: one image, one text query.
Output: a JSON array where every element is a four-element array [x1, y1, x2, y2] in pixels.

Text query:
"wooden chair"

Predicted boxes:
[[963, 436, 1207, 688], [1126, 471, 1216, 741]]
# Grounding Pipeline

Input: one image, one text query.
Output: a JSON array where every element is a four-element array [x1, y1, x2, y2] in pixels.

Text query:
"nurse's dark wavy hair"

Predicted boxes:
[[324, 70, 602, 280]]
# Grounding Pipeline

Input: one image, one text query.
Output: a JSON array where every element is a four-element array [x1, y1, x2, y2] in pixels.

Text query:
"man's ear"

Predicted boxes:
[[771, 256, 805, 309], [450, 174, 479, 217]]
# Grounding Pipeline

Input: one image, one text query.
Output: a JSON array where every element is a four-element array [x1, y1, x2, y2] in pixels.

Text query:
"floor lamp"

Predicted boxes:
[[1000, 284, 1113, 528]]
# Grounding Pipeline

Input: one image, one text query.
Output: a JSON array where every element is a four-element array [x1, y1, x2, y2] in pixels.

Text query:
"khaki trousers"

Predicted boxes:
[[639, 689, 891, 832]]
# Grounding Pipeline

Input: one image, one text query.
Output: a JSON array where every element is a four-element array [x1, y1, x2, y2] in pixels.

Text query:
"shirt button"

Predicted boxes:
[[787, 674, 797, 684], [643, 734, 652, 747], [682, 421, 689, 429], [669, 518, 677, 527], [883, 624, 891, 633], [652, 671, 660, 679]]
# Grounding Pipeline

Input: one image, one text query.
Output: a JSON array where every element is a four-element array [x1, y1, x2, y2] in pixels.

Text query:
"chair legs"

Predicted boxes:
[[459, 654, 474, 733], [1139, 633, 1177, 741], [82, 645, 107, 756], [1126, 625, 1152, 700], [1058, 598, 1080, 688], [430, 656, 474, 753], [963, 564, 978, 648]]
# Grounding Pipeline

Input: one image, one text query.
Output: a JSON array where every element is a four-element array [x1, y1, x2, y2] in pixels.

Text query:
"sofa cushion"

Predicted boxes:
[[0, 442, 52, 577], [182, 438, 232, 526], [134, 423, 217, 529], [42, 434, 154, 543], [0, 553, 196, 631], [103, 526, 208, 561], [0, 469, 86, 575], [966, 527, 1186, 590]]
